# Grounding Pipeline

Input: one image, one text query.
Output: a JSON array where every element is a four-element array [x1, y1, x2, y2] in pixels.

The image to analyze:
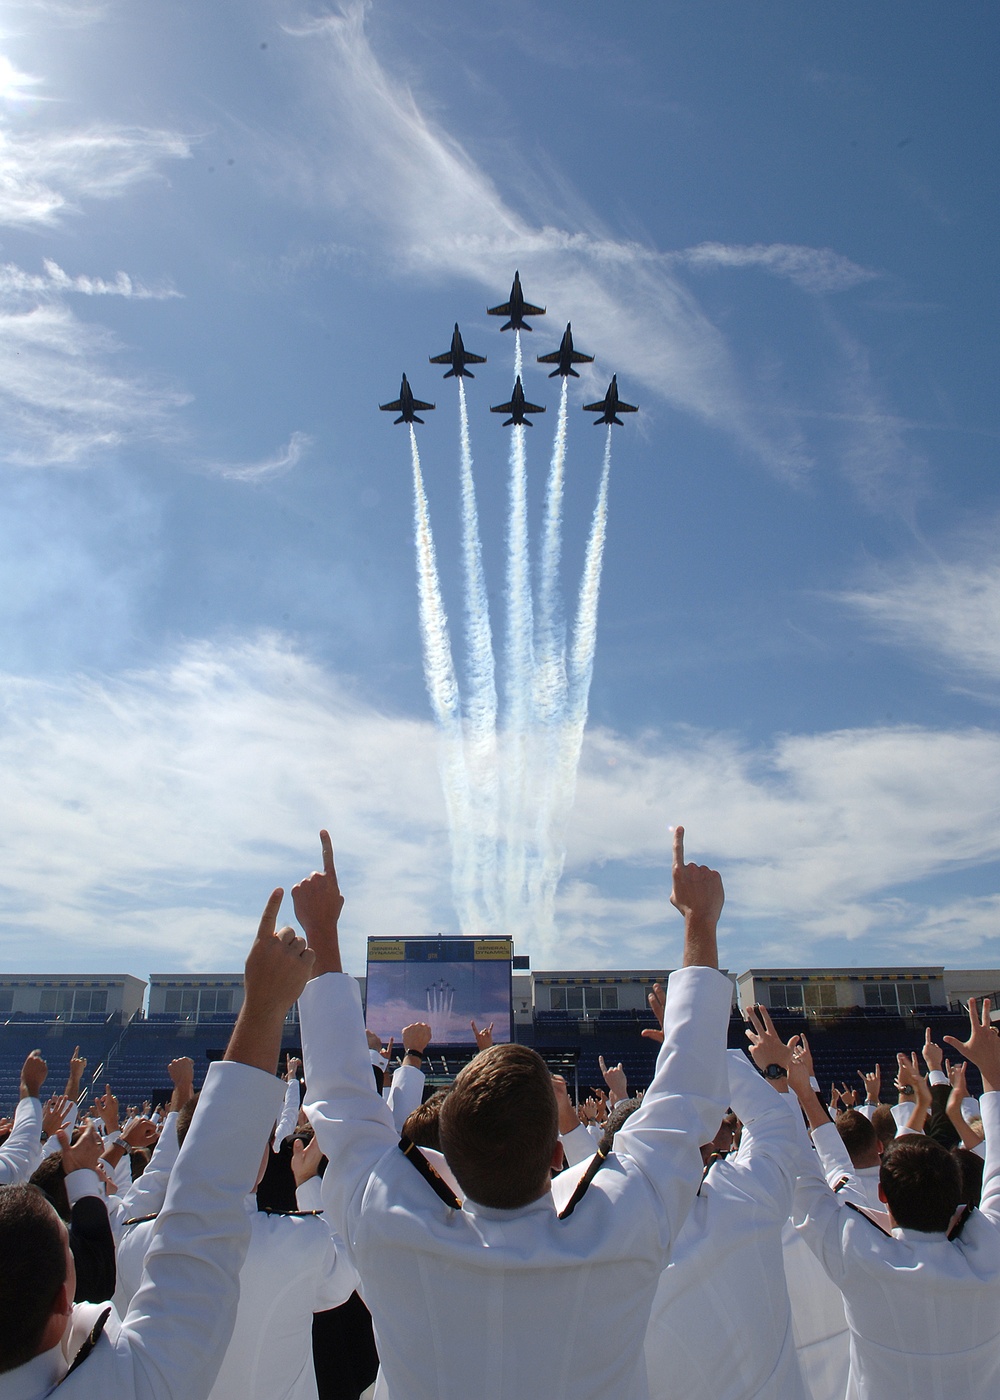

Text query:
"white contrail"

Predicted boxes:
[[409, 425, 476, 931], [534, 427, 614, 945], [534, 377, 569, 725], [501, 331, 534, 932], [457, 379, 500, 929]]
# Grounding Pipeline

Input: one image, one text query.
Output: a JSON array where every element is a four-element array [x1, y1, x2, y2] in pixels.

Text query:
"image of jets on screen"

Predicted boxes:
[[365, 936, 513, 1046]]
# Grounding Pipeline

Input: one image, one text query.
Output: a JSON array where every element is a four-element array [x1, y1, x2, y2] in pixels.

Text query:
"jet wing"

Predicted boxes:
[[615, 399, 638, 414], [536, 350, 563, 364], [521, 398, 545, 415], [428, 352, 453, 364], [490, 399, 515, 414], [379, 398, 403, 413], [520, 300, 546, 318], [410, 397, 435, 412], [487, 300, 511, 317]]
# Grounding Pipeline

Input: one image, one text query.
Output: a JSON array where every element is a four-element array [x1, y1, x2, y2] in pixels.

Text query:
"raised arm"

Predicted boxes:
[[0, 1051, 46, 1184], [945, 998, 1000, 1222]]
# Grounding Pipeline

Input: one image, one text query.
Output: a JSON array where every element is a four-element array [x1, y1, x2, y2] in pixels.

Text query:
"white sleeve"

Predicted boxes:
[[0, 1095, 43, 1184], [115, 1112, 181, 1222], [272, 1077, 300, 1151], [560, 1123, 598, 1168], [386, 1063, 425, 1133]]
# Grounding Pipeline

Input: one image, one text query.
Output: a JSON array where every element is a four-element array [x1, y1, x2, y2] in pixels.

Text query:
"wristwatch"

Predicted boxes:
[[403, 1047, 424, 1062], [763, 1063, 787, 1080]]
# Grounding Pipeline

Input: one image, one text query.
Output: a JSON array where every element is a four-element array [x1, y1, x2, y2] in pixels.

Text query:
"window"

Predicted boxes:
[[0, 991, 13, 1016], [769, 984, 804, 1009], [549, 985, 618, 1015], [865, 982, 932, 1011], [804, 984, 838, 1009]]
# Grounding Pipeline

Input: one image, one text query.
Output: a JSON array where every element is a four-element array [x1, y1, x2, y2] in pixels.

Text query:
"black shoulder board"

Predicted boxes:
[[844, 1200, 894, 1238], [61, 1307, 111, 1382], [123, 1213, 159, 1226], [832, 1175, 850, 1193], [260, 1208, 324, 1217]]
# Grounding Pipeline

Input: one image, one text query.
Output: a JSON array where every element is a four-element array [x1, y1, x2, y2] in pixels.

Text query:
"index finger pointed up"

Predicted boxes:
[[672, 825, 685, 870], [319, 830, 336, 878], [257, 887, 284, 941]]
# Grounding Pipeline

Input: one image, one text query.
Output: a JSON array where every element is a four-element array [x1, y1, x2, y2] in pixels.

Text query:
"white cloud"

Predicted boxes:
[[2, 634, 1000, 974], [674, 242, 878, 294], [0, 121, 191, 228], [839, 553, 1000, 685], [206, 430, 313, 482], [0, 302, 188, 465], [0, 258, 180, 300]]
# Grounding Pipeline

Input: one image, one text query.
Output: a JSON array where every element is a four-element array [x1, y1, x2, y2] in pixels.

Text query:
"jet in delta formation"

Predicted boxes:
[[429, 324, 487, 379], [536, 323, 595, 378], [487, 270, 546, 332], [582, 374, 638, 426], [380, 374, 435, 425], [491, 375, 545, 426]]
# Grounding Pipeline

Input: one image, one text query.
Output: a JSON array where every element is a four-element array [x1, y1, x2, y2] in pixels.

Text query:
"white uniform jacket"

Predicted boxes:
[[645, 1053, 809, 1400], [792, 1090, 1000, 1400], [385, 1063, 424, 1134], [811, 1122, 883, 1211], [301, 966, 732, 1400], [0, 1095, 42, 1184], [0, 1059, 284, 1400]]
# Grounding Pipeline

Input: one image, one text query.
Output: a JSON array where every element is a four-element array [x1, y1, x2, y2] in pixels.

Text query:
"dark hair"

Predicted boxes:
[[439, 1045, 558, 1208], [871, 1104, 897, 1150], [175, 1092, 200, 1147], [29, 1156, 70, 1222], [879, 1135, 961, 1233], [0, 1186, 67, 1372], [601, 1095, 643, 1150], [402, 1088, 450, 1152], [836, 1109, 880, 1167], [952, 1147, 985, 1209]]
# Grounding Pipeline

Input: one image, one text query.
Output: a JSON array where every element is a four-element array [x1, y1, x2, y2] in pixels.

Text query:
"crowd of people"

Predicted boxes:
[[1, 825, 998, 1400]]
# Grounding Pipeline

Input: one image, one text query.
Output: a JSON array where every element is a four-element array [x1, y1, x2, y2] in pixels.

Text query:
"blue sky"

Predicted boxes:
[[0, 0, 998, 980]]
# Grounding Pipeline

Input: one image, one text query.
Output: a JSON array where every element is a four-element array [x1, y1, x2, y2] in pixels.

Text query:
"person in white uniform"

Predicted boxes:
[[0, 886, 313, 1400], [0, 1051, 46, 1184], [791, 995, 1000, 1400], [293, 826, 732, 1400]]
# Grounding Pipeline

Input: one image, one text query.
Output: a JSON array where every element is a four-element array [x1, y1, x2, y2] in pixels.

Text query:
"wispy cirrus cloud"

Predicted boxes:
[[839, 549, 1000, 685], [0, 258, 180, 300], [673, 241, 878, 294], [0, 122, 191, 227], [2, 632, 1000, 973], [0, 302, 187, 465], [206, 430, 313, 482]]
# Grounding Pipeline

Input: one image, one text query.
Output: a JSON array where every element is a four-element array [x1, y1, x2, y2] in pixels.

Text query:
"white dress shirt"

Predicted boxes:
[[644, 1053, 809, 1400], [301, 965, 732, 1400], [792, 1090, 1000, 1399], [0, 1058, 284, 1400], [0, 1095, 42, 1184]]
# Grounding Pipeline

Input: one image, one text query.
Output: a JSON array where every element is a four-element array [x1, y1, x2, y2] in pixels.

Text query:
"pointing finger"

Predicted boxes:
[[320, 830, 336, 878], [672, 825, 685, 870], [256, 888, 284, 941]]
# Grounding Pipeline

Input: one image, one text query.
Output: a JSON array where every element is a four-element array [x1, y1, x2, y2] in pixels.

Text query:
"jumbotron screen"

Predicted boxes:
[[364, 936, 513, 1046]]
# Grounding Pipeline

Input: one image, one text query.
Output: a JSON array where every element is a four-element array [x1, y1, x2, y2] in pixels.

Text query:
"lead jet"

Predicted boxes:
[[491, 375, 545, 427], [429, 323, 487, 379], [380, 374, 435, 425], [582, 374, 638, 426], [487, 270, 545, 332], [536, 323, 595, 378]]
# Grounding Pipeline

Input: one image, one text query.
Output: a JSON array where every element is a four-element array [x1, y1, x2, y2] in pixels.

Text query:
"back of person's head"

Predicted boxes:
[[952, 1147, 985, 1209], [601, 1095, 642, 1149], [402, 1088, 450, 1152], [879, 1135, 961, 1232], [871, 1104, 897, 1150], [130, 1148, 151, 1181], [28, 1157, 70, 1223], [836, 1109, 880, 1168], [175, 1091, 200, 1148], [438, 1045, 558, 1208], [0, 1186, 67, 1373]]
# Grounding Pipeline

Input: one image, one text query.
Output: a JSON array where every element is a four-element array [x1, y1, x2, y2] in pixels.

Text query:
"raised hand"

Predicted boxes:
[[122, 1116, 158, 1149], [58, 1120, 103, 1174], [224, 888, 316, 1075], [42, 1094, 75, 1137], [744, 1005, 793, 1075], [671, 827, 724, 969], [921, 1026, 944, 1073], [858, 1063, 881, 1104], [291, 829, 345, 975], [285, 1055, 303, 1081], [403, 1023, 433, 1056], [839, 1083, 859, 1108], [291, 1134, 323, 1187], [470, 1019, 494, 1051], [65, 1046, 86, 1096], [599, 1055, 628, 1104], [895, 1051, 927, 1094], [641, 981, 666, 1044], [19, 1049, 47, 1100], [93, 1084, 120, 1135], [945, 997, 1000, 1094], [552, 1074, 581, 1136]]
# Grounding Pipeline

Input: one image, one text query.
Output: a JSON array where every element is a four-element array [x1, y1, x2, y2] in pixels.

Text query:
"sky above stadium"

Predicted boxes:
[[0, 0, 998, 981]]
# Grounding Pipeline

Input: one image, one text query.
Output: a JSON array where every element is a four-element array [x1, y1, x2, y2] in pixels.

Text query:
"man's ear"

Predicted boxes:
[[551, 1141, 566, 1173], [877, 1182, 887, 1205]]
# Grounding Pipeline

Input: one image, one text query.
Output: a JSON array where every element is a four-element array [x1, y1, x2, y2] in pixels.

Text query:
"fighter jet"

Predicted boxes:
[[487, 271, 546, 332], [380, 374, 435, 425], [491, 375, 545, 427], [429, 323, 487, 379], [582, 374, 638, 426], [536, 323, 595, 378]]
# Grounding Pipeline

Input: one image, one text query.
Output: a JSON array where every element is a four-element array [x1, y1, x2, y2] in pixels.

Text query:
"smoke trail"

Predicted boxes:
[[501, 331, 535, 929], [457, 379, 500, 929], [534, 377, 569, 725], [533, 427, 614, 945], [409, 425, 476, 931]]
